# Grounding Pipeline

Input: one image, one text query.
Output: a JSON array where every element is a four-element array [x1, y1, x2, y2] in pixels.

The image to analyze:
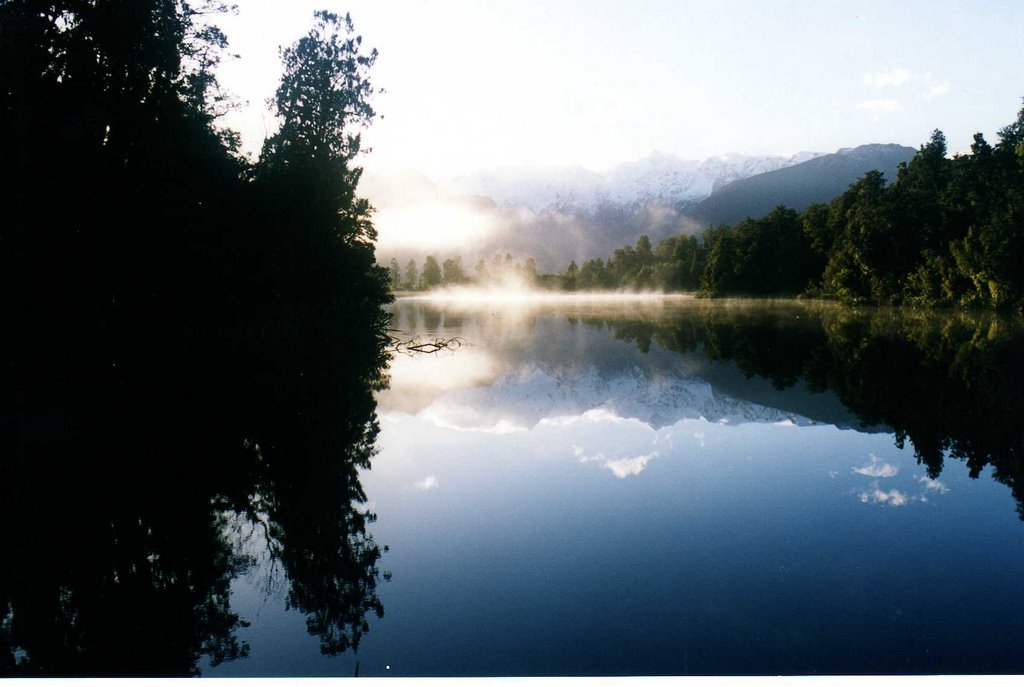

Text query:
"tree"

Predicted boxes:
[[420, 256, 442, 290], [475, 258, 489, 284], [260, 11, 377, 175], [0, 4, 392, 673], [522, 257, 538, 285], [256, 8, 383, 294], [577, 258, 608, 290], [388, 258, 401, 291], [442, 256, 465, 285], [403, 259, 419, 291], [564, 260, 578, 291], [821, 170, 897, 303], [636, 235, 654, 267]]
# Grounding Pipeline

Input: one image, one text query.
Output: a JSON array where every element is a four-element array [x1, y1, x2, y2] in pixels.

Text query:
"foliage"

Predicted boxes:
[[383, 252, 540, 290], [0, 1, 391, 674], [419, 255, 442, 289], [547, 103, 1024, 311]]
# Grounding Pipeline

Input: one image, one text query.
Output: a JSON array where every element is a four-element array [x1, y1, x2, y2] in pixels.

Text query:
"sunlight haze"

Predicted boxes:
[[217, 0, 1024, 176]]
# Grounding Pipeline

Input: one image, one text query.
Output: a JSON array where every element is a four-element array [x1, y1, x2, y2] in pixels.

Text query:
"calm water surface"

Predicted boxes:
[[206, 295, 1024, 676], [5, 296, 1024, 676]]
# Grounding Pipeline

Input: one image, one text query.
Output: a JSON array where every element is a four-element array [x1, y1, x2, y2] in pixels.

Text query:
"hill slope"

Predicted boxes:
[[688, 144, 916, 226]]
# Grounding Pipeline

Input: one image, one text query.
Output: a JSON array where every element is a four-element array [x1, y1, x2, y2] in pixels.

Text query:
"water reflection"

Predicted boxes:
[[0, 309, 389, 675], [358, 297, 1024, 675], [7, 293, 1023, 676], [384, 297, 1024, 514], [597, 302, 1024, 516]]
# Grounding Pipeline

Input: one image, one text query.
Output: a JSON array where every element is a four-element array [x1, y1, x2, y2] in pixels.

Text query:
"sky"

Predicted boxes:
[[216, 0, 1024, 179]]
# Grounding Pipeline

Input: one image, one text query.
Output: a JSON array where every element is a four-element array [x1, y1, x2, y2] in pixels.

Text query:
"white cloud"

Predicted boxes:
[[413, 475, 439, 491], [856, 99, 902, 122], [854, 454, 899, 478], [863, 68, 913, 88], [919, 475, 950, 493], [861, 68, 952, 101], [923, 79, 952, 99]]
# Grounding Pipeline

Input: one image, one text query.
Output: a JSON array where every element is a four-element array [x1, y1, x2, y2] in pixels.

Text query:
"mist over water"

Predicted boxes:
[[401, 287, 699, 304], [365, 166, 703, 272]]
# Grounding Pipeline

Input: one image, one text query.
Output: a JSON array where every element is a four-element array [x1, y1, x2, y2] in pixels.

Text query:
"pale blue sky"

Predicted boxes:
[[217, 0, 1024, 177]]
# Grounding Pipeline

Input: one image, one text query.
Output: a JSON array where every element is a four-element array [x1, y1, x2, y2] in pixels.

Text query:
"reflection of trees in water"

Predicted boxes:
[[597, 302, 1024, 517], [0, 308, 390, 675]]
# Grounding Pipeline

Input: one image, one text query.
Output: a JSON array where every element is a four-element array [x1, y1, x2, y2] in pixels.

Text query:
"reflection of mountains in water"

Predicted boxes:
[[391, 297, 1024, 517], [390, 298, 878, 431], [421, 362, 861, 433]]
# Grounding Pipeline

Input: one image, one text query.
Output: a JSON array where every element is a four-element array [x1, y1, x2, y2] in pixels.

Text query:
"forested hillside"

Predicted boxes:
[[688, 144, 915, 227], [550, 104, 1024, 313]]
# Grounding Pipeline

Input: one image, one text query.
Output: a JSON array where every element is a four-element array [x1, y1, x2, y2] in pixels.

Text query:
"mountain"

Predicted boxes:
[[371, 145, 918, 272], [443, 151, 824, 214], [687, 144, 917, 227]]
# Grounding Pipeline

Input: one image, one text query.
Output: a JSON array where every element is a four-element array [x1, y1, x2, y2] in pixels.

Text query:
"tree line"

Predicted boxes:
[[385, 253, 539, 290], [549, 103, 1024, 313]]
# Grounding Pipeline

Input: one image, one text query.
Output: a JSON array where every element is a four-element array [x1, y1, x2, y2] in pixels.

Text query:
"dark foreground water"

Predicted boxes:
[[5, 296, 1024, 676]]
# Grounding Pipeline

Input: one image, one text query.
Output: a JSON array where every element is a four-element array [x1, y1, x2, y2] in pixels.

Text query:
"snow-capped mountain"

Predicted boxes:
[[443, 151, 824, 214]]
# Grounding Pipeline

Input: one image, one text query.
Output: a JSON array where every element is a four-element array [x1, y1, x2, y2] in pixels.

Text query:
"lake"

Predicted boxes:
[[4, 295, 1024, 676], [206, 294, 1024, 676]]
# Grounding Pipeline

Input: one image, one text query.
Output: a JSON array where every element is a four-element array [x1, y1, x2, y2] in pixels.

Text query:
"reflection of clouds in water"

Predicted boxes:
[[859, 484, 910, 507], [605, 454, 658, 478], [853, 469, 951, 508], [851, 454, 931, 508], [378, 348, 499, 415], [572, 444, 659, 479], [386, 348, 497, 391], [853, 454, 899, 478], [919, 475, 950, 493]]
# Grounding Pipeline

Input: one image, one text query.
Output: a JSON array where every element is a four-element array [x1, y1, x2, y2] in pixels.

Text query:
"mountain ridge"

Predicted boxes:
[[687, 143, 917, 226], [441, 150, 826, 214], [371, 143, 920, 271]]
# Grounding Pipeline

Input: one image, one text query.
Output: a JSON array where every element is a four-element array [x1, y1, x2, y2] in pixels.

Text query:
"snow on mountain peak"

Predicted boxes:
[[443, 151, 825, 213]]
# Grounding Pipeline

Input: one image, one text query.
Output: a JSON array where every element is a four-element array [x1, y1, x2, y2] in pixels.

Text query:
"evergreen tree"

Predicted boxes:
[[564, 260, 579, 291], [403, 259, 419, 291], [420, 255, 442, 289], [522, 257, 538, 285], [442, 256, 465, 285], [388, 258, 402, 291]]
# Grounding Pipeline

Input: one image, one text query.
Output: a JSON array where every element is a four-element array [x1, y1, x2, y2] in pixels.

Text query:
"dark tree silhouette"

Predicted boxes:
[[1, 2, 392, 675]]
